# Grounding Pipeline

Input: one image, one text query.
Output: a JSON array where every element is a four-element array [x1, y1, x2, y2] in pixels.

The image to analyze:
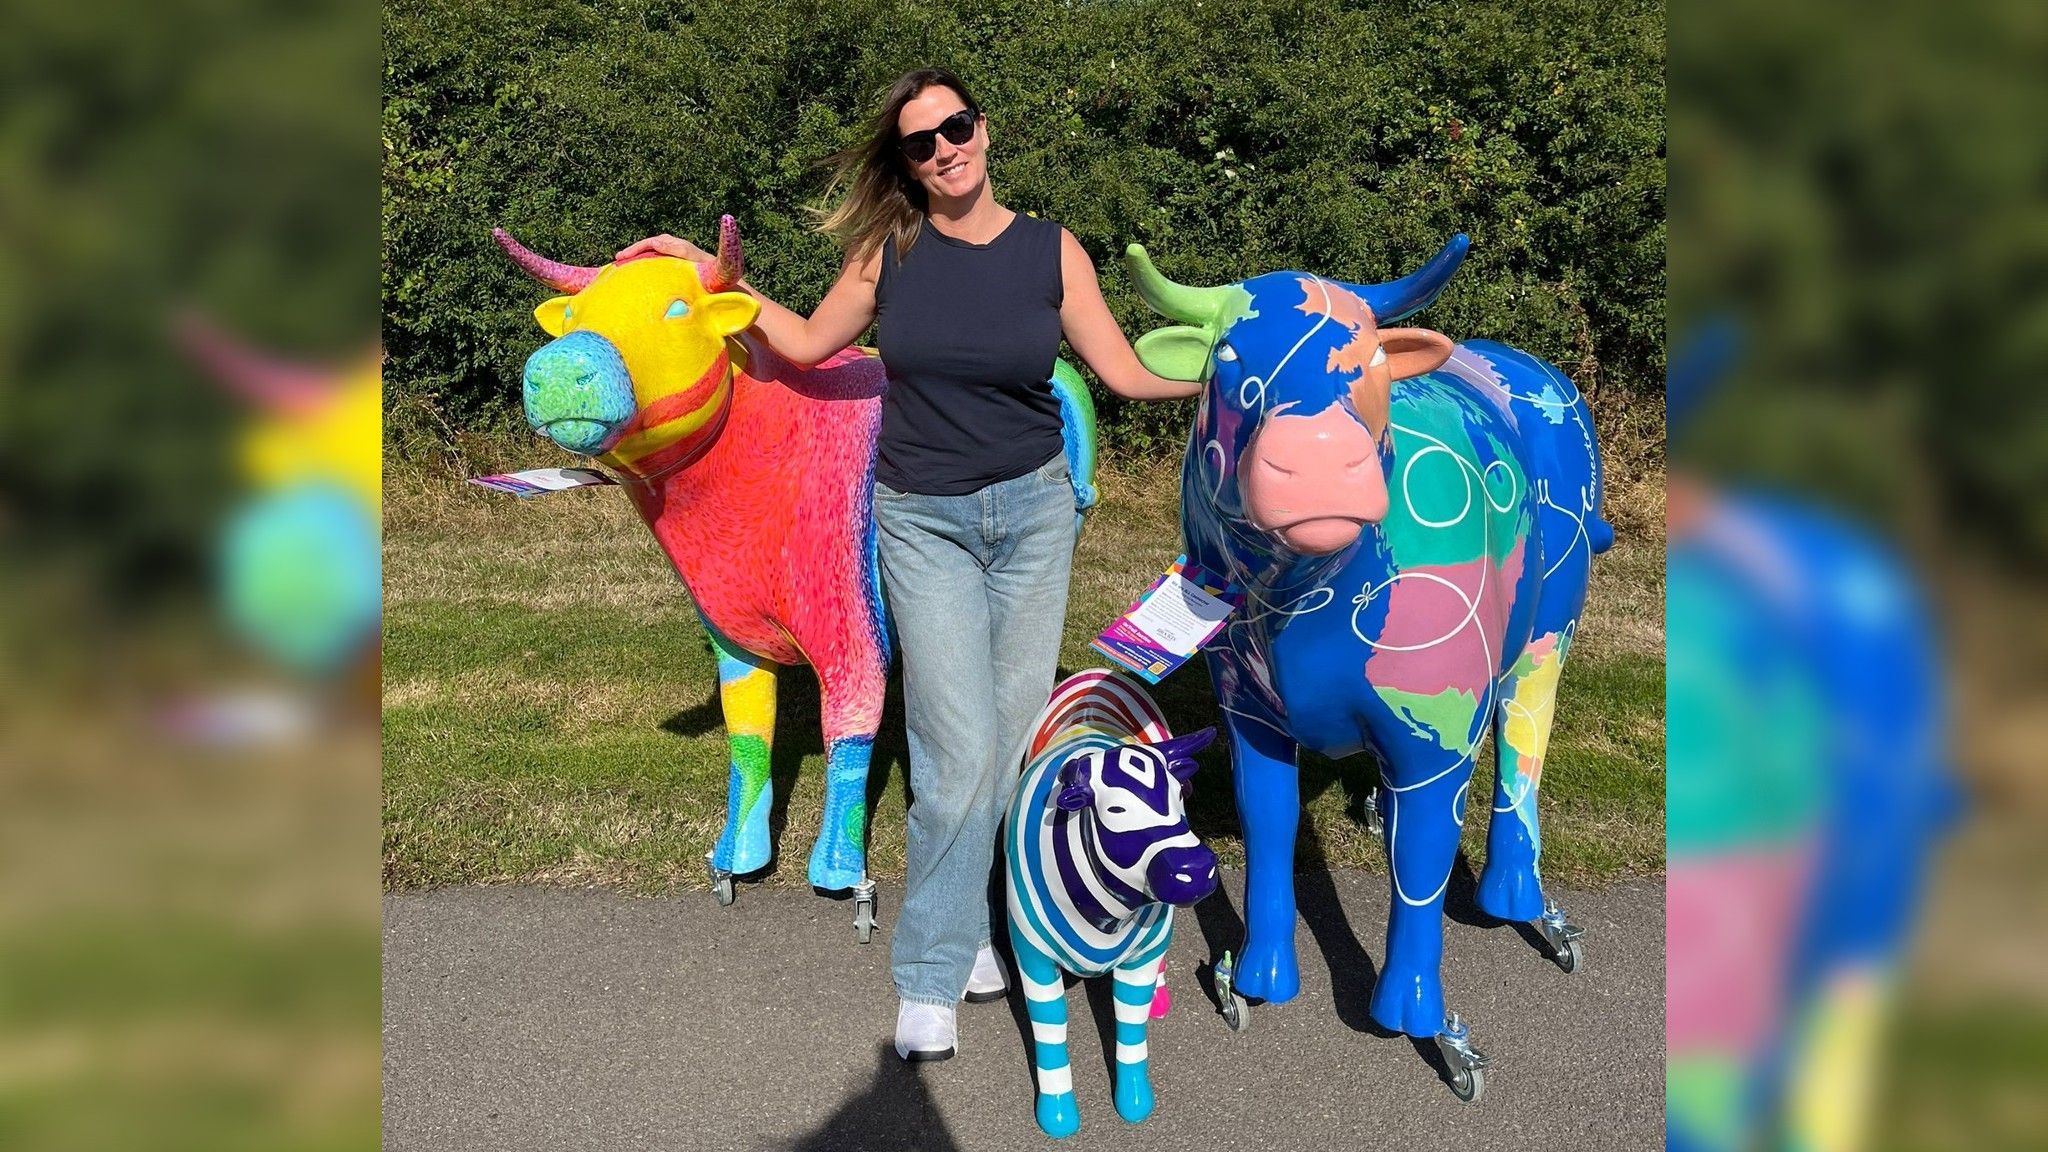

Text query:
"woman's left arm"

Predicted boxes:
[[1057, 229, 1205, 401]]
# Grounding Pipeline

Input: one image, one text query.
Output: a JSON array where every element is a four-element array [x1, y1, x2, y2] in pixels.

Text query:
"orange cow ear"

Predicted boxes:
[[1377, 328, 1454, 380]]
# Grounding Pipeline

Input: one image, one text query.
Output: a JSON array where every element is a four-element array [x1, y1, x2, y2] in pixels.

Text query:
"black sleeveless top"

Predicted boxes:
[[873, 212, 1066, 495]]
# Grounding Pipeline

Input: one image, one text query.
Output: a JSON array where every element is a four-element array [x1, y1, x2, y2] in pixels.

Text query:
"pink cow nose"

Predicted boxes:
[[1241, 405, 1388, 555]]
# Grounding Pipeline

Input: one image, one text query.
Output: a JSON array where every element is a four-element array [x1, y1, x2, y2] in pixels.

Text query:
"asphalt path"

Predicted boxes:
[[384, 868, 1664, 1151]]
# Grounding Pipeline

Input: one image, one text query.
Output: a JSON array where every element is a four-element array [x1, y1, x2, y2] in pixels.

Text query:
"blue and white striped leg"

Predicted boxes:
[[1009, 923, 1079, 1138], [1111, 952, 1161, 1124]]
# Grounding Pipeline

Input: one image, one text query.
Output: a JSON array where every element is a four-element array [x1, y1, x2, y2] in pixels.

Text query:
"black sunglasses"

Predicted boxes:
[[899, 108, 979, 164]]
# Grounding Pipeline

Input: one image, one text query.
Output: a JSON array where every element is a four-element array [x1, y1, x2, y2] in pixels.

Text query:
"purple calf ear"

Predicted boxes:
[[1055, 755, 1094, 811]]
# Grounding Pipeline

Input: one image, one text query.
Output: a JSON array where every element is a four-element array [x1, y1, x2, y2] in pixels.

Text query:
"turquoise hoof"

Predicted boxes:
[[808, 865, 864, 892], [1114, 1070, 1155, 1124], [718, 772, 774, 875], [1036, 1091, 1080, 1138], [729, 828, 772, 876], [807, 848, 865, 892]]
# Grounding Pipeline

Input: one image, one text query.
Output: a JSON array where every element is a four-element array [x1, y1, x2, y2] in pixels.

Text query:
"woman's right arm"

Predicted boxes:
[[614, 234, 878, 368]]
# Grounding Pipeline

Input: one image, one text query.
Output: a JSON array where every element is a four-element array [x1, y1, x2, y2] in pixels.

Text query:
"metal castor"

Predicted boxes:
[[1362, 786, 1385, 839], [1434, 1012, 1490, 1104], [852, 877, 878, 944], [1214, 950, 1251, 1032], [1538, 903, 1585, 973], [707, 852, 735, 907]]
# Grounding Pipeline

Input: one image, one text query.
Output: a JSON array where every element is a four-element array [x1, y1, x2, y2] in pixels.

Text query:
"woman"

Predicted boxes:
[[618, 67, 1199, 1062]]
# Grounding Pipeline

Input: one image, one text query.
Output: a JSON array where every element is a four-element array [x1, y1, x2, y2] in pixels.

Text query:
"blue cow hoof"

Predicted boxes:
[[1114, 1070, 1155, 1124], [1369, 967, 1446, 1038], [1232, 938, 1301, 1003], [731, 797, 774, 875], [1474, 864, 1545, 923], [1036, 1091, 1080, 1138], [807, 857, 866, 893]]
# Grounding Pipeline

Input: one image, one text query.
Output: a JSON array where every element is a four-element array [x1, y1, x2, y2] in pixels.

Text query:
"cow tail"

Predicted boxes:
[[1589, 517, 1616, 555]]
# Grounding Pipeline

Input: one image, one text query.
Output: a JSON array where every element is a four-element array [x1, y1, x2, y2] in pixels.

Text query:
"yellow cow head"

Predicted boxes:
[[496, 217, 760, 472]]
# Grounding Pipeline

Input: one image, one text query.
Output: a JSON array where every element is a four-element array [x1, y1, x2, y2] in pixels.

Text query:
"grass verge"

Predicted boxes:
[[385, 434, 1664, 893]]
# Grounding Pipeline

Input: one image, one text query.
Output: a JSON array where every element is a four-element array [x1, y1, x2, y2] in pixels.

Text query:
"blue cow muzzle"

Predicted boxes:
[[523, 330, 637, 456], [1146, 843, 1220, 906]]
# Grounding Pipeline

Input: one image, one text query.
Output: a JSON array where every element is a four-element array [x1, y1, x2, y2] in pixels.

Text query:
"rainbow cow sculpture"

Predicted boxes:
[[496, 218, 1097, 939], [1004, 669, 1218, 1138], [1123, 236, 1612, 1100], [182, 318, 383, 683]]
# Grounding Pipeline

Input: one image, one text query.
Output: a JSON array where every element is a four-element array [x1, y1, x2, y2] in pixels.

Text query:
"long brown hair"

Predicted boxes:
[[812, 68, 981, 265]]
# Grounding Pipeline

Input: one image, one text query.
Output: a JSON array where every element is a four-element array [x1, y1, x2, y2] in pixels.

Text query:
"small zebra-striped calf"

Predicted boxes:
[[1003, 670, 1219, 1138]]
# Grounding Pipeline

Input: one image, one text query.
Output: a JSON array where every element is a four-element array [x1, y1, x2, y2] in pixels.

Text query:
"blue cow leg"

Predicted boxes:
[[808, 735, 873, 891], [1474, 728, 1545, 923], [1111, 949, 1163, 1124], [1223, 707, 1303, 1003], [1372, 756, 1471, 1036], [1009, 924, 1080, 1138], [1475, 636, 1570, 922]]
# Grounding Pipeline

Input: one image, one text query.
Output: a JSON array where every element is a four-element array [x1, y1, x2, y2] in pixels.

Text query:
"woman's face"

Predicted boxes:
[[897, 86, 987, 202]]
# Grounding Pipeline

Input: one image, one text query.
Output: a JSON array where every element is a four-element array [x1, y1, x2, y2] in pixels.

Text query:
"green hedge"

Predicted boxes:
[[384, 0, 1664, 456]]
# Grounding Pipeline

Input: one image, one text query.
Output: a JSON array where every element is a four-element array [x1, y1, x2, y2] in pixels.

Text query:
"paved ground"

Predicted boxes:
[[384, 868, 1664, 1151]]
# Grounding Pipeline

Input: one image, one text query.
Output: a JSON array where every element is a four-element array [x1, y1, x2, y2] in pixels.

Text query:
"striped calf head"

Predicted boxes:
[[1055, 728, 1220, 907]]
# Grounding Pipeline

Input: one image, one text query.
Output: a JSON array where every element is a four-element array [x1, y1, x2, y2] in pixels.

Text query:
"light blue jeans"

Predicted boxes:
[[877, 453, 1077, 1007]]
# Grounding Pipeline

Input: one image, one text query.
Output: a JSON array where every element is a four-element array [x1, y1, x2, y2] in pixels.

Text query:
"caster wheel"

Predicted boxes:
[[1450, 1066, 1485, 1103], [1214, 950, 1250, 1032], [1556, 937, 1584, 974], [706, 854, 735, 907], [853, 881, 877, 944], [1221, 991, 1251, 1032]]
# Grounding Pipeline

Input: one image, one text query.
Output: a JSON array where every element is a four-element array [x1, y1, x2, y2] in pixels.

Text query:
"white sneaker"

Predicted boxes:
[[894, 1000, 957, 1062], [963, 944, 1009, 1003]]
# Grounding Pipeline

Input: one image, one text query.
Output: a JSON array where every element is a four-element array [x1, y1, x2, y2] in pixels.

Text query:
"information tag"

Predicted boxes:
[[1091, 556, 1240, 683], [467, 467, 616, 497]]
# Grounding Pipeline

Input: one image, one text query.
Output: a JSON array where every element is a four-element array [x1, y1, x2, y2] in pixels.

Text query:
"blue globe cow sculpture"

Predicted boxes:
[[1123, 235, 1613, 1100], [1004, 670, 1219, 1138], [1665, 328, 1956, 1152]]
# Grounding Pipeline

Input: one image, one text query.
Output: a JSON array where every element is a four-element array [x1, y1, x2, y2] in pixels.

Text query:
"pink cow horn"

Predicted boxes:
[[492, 227, 602, 294], [174, 311, 334, 416], [699, 215, 744, 292]]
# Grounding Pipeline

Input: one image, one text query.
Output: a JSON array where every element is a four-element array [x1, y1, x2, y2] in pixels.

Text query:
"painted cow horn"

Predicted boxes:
[[492, 228, 602, 293], [699, 215, 745, 292], [174, 311, 334, 416], [1123, 244, 1240, 326], [1339, 233, 1471, 326]]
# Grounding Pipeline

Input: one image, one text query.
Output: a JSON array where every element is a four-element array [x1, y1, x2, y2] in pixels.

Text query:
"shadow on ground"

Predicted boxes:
[[782, 1043, 960, 1152]]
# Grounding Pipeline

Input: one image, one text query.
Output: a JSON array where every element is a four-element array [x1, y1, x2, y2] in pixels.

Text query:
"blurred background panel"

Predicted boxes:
[[1671, 0, 2048, 1148], [0, 0, 378, 1148]]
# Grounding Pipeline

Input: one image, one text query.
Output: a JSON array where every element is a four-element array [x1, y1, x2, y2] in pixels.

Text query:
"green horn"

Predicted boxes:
[[1123, 244, 1237, 326]]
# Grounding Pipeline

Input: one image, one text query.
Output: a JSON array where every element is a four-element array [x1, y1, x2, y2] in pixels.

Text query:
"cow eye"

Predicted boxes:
[[1106, 805, 1127, 815], [664, 299, 690, 319], [1214, 343, 1238, 363]]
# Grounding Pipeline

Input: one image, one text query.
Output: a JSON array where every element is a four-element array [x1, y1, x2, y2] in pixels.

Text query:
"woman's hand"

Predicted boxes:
[[1057, 230, 1206, 402], [615, 233, 711, 264]]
